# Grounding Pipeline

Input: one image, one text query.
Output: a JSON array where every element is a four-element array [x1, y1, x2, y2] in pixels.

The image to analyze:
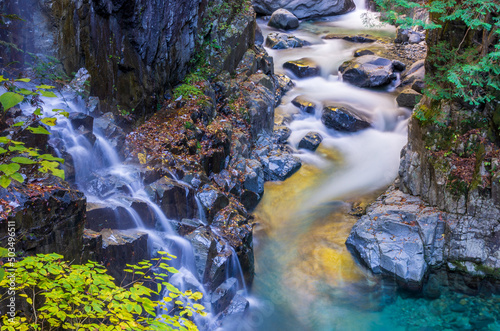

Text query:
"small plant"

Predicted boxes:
[[0, 251, 205, 330], [173, 84, 202, 100]]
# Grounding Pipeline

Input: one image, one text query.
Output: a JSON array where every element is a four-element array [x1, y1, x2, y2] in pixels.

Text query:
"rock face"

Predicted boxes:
[[347, 187, 500, 290], [253, 136, 301, 181], [339, 55, 396, 87], [322, 104, 371, 132], [268, 9, 299, 30], [283, 58, 321, 78], [265, 32, 309, 49], [3, 0, 256, 116], [0, 182, 86, 262], [253, 0, 356, 19]]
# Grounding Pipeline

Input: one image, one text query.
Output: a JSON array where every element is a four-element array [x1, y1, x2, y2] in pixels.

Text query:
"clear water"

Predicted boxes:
[[220, 7, 500, 331]]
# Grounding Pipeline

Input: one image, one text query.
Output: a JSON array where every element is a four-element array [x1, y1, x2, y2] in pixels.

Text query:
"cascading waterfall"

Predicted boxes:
[[14, 79, 246, 328]]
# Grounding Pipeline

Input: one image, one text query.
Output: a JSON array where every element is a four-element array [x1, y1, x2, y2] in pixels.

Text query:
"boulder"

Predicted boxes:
[[298, 132, 323, 151], [259, 150, 301, 181], [233, 159, 265, 196], [145, 177, 199, 220], [242, 73, 276, 139], [354, 49, 375, 57], [274, 73, 295, 105], [186, 227, 217, 281], [400, 59, 425, 88], [339, 55, 396, 87], [99, 229, 149, 282], [268, 9, 299, 30], [265, 32, 309, 49], [346, 187, 500, 290], [322, 104, 371, 132], [197, 187, 230, 223], [253, 0, 355, 19], [291, 95, 316, 114], [93, 112, 127, 157], [211, 277, 238, 314], [395, 27, 410, 43], [408, 31, 422, 44], [273, 126, 292, 144], [392, 60, 406, 72], [396, 89, 422, 108], [283, 58, 321, 78], [86, 199, 155, 231]]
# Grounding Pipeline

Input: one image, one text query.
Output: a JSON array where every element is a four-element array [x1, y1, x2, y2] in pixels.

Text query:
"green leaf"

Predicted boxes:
[[0, 163, 20, 176], [11, 156, 37, 164], [41, 117, 57, 126], [40, 90, 57, 98], [18, 88, 35, 95], [36, 84, 55, 89], [12, 121, 24, 127], [0, 247, 8, 258], [39, 154, 64, 163], [0, 175, 11, 188], [34, 108, 43, 116], [0, 148, 6, 154], [15, 78, 31, 82], [0, 267, 4, 283], [27, 126, 51, 135], [10, 172, 24, 183], [0, 92, 24, 111]]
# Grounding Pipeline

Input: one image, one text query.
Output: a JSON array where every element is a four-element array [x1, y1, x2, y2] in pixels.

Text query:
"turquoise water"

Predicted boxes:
[[219, 8, 500, 331]]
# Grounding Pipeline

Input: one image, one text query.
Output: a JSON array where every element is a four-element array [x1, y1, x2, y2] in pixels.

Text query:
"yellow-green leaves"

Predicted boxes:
[[0, 92, 24, 111]]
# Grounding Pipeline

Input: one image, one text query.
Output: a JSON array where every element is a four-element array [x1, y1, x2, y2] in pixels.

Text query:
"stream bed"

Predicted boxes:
[[221, 5, 500, 331]]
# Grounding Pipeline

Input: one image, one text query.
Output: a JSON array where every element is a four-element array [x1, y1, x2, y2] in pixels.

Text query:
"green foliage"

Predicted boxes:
[[0, 76, 66, 187], [375, 0, 500, 110], [0, 252, 205, 330], [173, 84, 202, 100]]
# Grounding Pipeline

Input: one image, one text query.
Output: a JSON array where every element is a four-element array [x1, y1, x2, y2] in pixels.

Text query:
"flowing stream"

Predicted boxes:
[[218, 3, 500, 331]]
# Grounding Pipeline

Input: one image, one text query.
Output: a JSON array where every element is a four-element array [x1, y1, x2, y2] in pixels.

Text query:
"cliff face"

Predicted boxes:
[[347, 3, 500, 292], [0, 0, 255, 117]]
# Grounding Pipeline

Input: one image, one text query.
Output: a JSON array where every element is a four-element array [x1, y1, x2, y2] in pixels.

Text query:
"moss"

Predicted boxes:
[[474, 263, 500, 278]]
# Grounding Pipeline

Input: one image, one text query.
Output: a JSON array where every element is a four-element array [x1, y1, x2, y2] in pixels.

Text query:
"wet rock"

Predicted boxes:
[[354, 49, 375, 57], [86, 201, 136, 231], [324, 34, 376, 43], [186, 227, 217, 281], [469, 315, 495, 329], [197, 187, 230, 223], [392, 60, 406, 72], [93, 112, 127, 156], [255, 24, 264, 45], [273, 126, 292, 143], [145, 177, 199, 220], [322, 104, 371, 132], [298, 132, 323, 151], [218, 293, 249, 319], [396, 89, 422, 108], [174, 218, 204, 236], [274, 73, 295, 105], [253, 0, 355, 19], [268, 9, 299, 30], [81, 229, 103, 262], [0, 182, 85, 262], [283, 57, 321, 78], [63, 68, 90, 96], [99, 229, 149, 282], [400, 59, 425, 88], [265, 32, 309, 49], [211, 277, 238, 314], [242, 73, 276, 140], [212, 170, 242, 196], [339, 55, 396, 87], [259, 150, 301, 181], [291, 95, 316, 114], [395, 27, 411, 44], [233, 158, 265, 196], [411, 80, 425, 94]]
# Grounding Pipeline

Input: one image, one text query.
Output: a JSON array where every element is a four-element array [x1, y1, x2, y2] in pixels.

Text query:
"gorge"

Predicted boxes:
[[0, 0, 499, 330]]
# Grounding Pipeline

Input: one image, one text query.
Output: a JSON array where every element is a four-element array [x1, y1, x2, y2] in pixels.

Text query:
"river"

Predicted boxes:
[[220, 3, 500, 331]]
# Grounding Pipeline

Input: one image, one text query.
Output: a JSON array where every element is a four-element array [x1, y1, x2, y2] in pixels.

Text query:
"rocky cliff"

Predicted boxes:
[[347, 3, 500, 293]]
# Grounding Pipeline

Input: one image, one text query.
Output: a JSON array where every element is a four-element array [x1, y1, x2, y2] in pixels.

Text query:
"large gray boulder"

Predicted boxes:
[[268, 9, 299, 30], [253, 0, 356, 19], [283, 58, 321, 78], [346, 187, 500, 290], [265, 32, 309, 49], [339, 55, 396, 88], [322, 104, 371, 132]]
